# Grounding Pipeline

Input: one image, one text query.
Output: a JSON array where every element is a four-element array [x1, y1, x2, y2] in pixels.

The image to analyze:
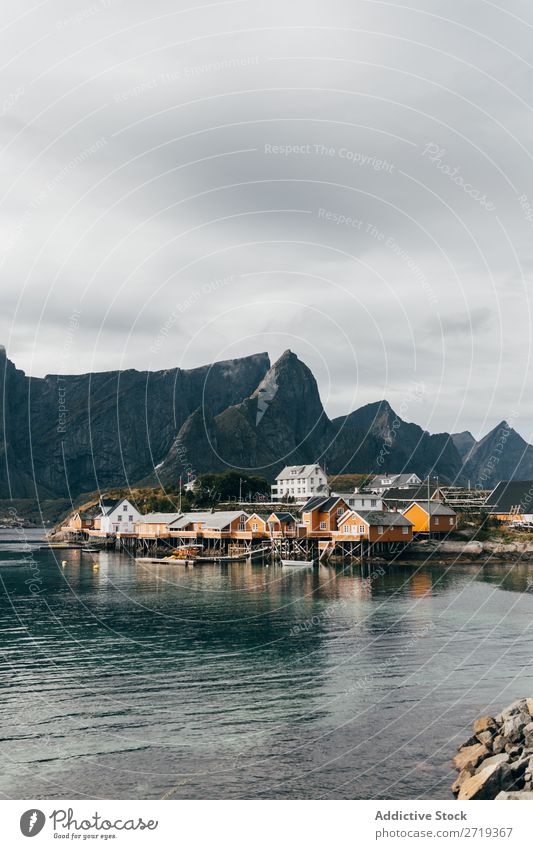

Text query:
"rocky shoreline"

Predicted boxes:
[[392, 539, 533, 563], [452, 699, 533, 799]]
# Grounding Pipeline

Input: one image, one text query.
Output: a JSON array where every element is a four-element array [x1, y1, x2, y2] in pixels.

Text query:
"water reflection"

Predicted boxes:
[[1, 546, 533, 800]]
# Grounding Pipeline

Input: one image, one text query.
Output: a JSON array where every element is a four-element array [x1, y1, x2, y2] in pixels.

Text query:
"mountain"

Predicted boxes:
[[451, 431, 477, 461], [461, 421, 533, 488], [157, 356, 465, 483], [3, 346, 533, 498], [327, 400, 464, 481], [152, 349, 330, 483], [0, 346, 269, 499]]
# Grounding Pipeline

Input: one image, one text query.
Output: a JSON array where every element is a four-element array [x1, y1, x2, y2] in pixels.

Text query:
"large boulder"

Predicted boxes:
[[453, 743, 490, 772], [458, 762, 513, 800], [473, 716, 497, 735], [452, 698, 533, 799]]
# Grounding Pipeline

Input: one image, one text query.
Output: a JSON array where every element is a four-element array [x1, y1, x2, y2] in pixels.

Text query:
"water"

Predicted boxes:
[[1, 529, 533, 800]]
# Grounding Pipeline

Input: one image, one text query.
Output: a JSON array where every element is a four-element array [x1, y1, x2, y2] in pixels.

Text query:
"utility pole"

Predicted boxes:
[[427, 472, 431, 537], [179, 476, 182, 514]]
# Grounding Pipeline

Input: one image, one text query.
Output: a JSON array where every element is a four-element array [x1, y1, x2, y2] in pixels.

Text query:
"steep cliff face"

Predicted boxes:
[[0, 349, 270, 498], [4, 345, 533, 496], [451, 431, 477, 461], [157, 355, 466, 483], [327, 400, 464, 482], [461, 421, 533, 487], [153, 349, 330, 482]]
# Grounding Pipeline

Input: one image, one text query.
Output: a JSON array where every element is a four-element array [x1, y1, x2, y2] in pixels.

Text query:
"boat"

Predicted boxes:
[[135, 556, 195, 565], [196, 553, 247, 563], [171, 545, 203, 558], [281, 559, 314, 568], [82, 547, 101, 553]]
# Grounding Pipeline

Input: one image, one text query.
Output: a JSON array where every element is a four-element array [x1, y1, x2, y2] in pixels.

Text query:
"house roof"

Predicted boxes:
[[405, 501, 456, 516], [99, 497, 138, 516], [485, 480, 533, 514], [366, 473, 421, 490], [268, 512, 296, 522], [275, 464, 325, 480], [138, 512, 182, 524], [99, 499, 122, 516], [381, 485, 441, 507], [247, 513, 269, 523], [169, 510, 248, 530], [302, 495, 347, 513], [340, 509, 413, 527]]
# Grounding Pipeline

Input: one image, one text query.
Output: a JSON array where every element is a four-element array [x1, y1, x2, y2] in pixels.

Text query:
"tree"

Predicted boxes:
[[191, 471, 269, 505]]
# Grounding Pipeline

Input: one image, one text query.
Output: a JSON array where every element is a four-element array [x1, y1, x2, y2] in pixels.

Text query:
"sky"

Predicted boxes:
[[2, 0, 533, 440]]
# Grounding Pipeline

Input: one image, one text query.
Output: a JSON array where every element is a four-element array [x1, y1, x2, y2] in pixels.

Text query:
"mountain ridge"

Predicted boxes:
[[1, 346, 531, 496]]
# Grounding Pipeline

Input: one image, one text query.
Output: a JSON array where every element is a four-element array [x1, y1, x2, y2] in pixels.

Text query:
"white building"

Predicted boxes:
[[98, 497, 143, 534], [332, 492, 383, 511], [366, 473, 422, 493], [271, 464, 328, 503]]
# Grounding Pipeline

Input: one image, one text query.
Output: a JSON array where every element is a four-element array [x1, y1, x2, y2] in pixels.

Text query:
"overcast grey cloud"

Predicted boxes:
[[2, 0, 533, 440]]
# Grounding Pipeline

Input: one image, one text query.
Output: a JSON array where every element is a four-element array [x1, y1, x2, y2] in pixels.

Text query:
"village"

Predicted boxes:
[[57, 464, 533, 565]]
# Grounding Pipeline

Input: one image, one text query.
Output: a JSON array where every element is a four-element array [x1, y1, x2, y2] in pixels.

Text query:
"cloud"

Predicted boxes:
[[1, 0, 533, 436]]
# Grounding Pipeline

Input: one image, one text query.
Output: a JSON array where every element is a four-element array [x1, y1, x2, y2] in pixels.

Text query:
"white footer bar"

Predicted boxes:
[[2, 799, 530, 847]]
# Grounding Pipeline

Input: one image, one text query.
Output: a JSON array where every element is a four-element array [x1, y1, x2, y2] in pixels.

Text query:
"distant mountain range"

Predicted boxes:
[[1, 345, 532, 499]]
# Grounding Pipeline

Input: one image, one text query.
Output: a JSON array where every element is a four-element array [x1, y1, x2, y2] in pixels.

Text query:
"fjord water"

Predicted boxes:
[[1, 531, 533, 800]]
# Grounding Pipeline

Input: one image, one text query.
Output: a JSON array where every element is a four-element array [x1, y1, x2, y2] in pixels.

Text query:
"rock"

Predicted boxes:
[[476, 730, 494, 746], [475, 753, 509, 774], [458, 762, 510, 800], [502, 713, 529, 742], [485, 543, 519, 555], [492, 735, 506, 754], [452, 767, 475, 795], [505, 743, 523, 757], [527, 698, 533, 718], [474, 716, 497, 734], [496, 699, 528, 723], [453, 743, 490, 772], [503, 786, 528, 797]]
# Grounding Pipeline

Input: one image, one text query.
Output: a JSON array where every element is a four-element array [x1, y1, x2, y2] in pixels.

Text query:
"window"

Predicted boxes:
[[402, 526, 408, 535], [337, 507, 344, 515], [128, 515, 133, 522], [359, 525, 365, 534], [320, 521, 326, 530], [343, 524, 350, 534], [434, 517, 440, 526], [377, 526, 384, 535], [123, 504, 128, 511], [117, 515, 123, 522], [371, 499, 376, 507], [252, 523, 258, 531], [449, 517, 454, 526]]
